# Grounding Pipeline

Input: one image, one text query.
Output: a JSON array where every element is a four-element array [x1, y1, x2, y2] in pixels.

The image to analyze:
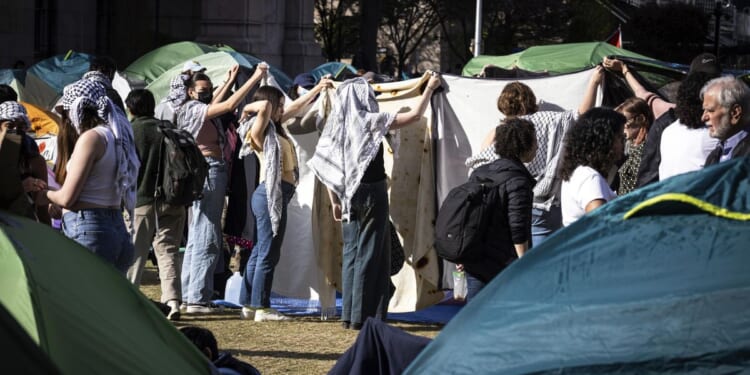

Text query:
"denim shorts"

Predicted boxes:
[[62, 208, 134, 273]]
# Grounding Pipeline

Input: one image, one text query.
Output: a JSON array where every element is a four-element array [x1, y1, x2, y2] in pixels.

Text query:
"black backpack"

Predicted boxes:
[[154, 122, 209, 206], [434, 166, 506, 263]]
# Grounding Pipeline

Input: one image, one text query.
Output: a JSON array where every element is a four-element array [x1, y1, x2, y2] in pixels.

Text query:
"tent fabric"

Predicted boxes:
[[21, 101, 60, 136], [123, 41, 224, 84], [25, 52, 91, 109], [462, 42, 651, 76], [405, 157, 750, 374], [269, 71, 598, 312], [0, 303, 61, 375], [0, 213, 213, 375], [310, 62, 358, 82]]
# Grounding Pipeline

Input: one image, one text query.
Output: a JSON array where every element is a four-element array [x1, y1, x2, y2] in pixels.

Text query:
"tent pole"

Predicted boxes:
[[474, 0, 482, 57]]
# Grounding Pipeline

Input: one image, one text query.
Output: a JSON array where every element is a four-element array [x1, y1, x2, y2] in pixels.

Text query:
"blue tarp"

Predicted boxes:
[[309, 62, 357, 82], [27, 52, 92, 94], [406, 157, 750, 374]]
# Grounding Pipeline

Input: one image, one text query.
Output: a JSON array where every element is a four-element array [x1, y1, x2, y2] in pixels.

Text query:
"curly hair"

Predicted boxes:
[[494, 117, 536, 161], [497, 82, 538, 117], [675, 72, 715, 129], [559, 107, 626, 181]]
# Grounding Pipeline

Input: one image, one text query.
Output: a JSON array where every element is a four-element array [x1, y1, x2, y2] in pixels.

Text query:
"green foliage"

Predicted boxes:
[[314, 0, 361, 61]]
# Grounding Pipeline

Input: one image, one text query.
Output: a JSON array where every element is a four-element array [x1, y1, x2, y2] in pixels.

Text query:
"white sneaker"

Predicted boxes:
[[254, 308, 291, 322], [240, 306, 255, 320], [167, 300, 181, 321], [185, 303, 224, 314]]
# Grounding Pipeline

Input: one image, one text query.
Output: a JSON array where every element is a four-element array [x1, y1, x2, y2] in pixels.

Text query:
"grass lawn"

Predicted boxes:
[[139, 263, 443, 374]]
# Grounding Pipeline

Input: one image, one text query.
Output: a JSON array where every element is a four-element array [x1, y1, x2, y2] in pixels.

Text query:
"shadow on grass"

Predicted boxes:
[[392, 323, 443, 333], [227, 349, 342, 361]]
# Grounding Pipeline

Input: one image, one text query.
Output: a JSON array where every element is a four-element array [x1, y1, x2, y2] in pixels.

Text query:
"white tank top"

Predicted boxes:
[[68, 126, 121, 207]]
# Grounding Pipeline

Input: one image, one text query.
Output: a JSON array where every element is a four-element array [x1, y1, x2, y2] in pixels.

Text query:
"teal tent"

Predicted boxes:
[[0, 69, 26, 98], [0, 213, 213, 374], [25, 51, 92, 109], [406, 157, 750, 374], [462, 42, 654, 76], [310, 62, 358, 81]]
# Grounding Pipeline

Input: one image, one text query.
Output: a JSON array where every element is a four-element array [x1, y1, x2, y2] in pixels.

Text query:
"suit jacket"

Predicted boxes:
[[705, 133, 750, 166]]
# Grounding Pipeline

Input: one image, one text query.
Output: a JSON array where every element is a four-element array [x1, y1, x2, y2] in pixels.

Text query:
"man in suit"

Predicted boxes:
[[701, 77, 750, 166]]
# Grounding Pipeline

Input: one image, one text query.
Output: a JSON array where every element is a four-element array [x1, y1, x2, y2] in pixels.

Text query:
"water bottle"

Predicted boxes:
[[224, 272, 242, 306]]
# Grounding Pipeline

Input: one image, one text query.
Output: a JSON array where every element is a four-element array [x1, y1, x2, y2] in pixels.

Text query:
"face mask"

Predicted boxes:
[[197, 91, 213, 104]]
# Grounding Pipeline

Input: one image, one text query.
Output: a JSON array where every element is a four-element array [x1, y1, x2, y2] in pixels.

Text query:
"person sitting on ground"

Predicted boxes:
[[603, 53, 721, 187], [457, 117, 537, 300], [179, 326, 261, 375], [615, 97, 653, 195], [559, 108, 626, 226], [701, 76, 750, 165]]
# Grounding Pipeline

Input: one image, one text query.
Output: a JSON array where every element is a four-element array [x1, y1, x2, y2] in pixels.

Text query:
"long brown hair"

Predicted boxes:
[[252, 86, 287, 139], [54, 108, 103, 184]]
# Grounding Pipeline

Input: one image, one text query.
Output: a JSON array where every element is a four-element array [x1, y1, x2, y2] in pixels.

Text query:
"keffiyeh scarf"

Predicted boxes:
[[307, 77, 395, 219], [59, 78, 140, 217], [238, 115, 297, 236], [164, 73, 190, 111], [0, 101, 31, 131]]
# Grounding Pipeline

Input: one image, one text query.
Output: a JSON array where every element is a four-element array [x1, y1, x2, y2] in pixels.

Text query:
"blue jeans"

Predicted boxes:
[[465, 273, 486, 302], [62, 208, 134, 274], [531, 206, 562, 248], [182, 157, 227, 304], [239, 181, 295, 308], [341, 180, 391, 325]]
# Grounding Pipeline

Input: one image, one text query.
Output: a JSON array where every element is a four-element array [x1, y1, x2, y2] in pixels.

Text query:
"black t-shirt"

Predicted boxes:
[[361, 144, 386, 183]]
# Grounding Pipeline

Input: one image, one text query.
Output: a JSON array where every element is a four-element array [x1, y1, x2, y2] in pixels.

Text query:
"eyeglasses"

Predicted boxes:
[[624, 116, 642, 129]]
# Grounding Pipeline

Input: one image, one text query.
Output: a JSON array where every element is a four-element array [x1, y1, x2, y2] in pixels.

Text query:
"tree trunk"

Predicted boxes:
[[359, 0, 381, 72]]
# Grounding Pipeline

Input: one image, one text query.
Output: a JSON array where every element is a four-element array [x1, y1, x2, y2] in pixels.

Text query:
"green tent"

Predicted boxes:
[[0, 302, 61, 375], [124, 41, 233, 85], [0, 213, 212, 375], [462, 42, 654, 76]]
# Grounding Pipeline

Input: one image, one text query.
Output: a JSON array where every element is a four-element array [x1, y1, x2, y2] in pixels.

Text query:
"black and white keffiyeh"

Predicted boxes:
[[0, 101, 31, 131], [307, 77, 395, 219], [164, 73, 190, 111], [83, 71, 113, 88], [59, 78, 140, 217]]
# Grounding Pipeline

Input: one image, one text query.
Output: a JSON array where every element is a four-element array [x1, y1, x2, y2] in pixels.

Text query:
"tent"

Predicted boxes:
[[25, 51, 92, 109], [0, 302, 61, 375], [123, 41, 232, 85], [309, 62, 358, 81], [462, 42, 654, 76], [145, 50, 291, 104], [0, 69, 26, 99], [0, 213, 213, 374], [21, 101, 60, 137], [405, 158, 750, 374]]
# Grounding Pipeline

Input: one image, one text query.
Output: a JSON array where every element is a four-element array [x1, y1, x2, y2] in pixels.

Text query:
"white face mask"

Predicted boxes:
[[297, 86, 310, 97]]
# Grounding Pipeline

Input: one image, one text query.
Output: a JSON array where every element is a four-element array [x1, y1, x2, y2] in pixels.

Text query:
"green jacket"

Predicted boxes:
[[132, 116, 167, 207]]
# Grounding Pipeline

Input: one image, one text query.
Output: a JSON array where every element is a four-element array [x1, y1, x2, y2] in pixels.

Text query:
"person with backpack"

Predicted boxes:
[[175, 63, 268, 314], [124, 89, 186, 320], [442, 118, 537, 300], [465, 67, 604, 247], [309, 73, 442, 330]]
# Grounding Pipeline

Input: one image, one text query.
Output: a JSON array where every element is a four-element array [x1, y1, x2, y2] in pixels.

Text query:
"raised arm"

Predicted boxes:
[[211, 65, 240, 104], [578, 65, 604, 115], [205, 63, 268, 120], [242, 100, 272, 151], [282, 77, 334, 122], [603, 57, 674, 119], [390, 73, 442, 129]]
